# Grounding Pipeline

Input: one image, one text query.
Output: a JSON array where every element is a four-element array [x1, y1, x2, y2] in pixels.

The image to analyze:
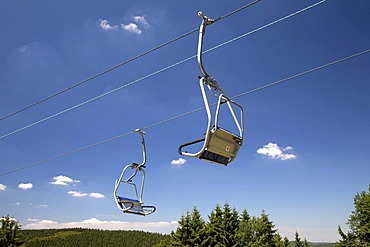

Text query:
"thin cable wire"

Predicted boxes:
[[205, 0, 327, 54], [0, 130, 135, 177], [1, 48, 368, 177], [0, 0, 326, 141], [231, 49, 370, 100], [0, 31, 198, 122], [214, 0, 261, 22], [0, 0, 261, 122]]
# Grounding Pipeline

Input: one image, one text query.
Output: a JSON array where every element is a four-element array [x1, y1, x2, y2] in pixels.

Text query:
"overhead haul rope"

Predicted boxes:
[[0, 48, 368, 177], [0, 0, 326, 140], [0, 0, 261, 122]]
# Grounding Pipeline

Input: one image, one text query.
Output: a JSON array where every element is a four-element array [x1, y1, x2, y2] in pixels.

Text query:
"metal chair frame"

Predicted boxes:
[[113, 129, 156, 216], [178, 12, 244, 166]]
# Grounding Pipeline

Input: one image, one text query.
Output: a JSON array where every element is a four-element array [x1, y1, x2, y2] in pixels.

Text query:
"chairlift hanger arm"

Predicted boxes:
[[197, 11, 224, 95], [197, 11, 214, 79], [135, 128, 146, 168]]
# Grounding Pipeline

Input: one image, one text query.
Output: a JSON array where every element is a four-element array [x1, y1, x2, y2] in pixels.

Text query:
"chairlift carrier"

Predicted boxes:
[[113, 129, 156, 216], [178, 12, 244, 166]]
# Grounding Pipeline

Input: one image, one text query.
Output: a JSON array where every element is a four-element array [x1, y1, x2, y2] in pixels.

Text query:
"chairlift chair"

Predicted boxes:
[[178, 12, 244, 166], [113, 129, 156, 216]]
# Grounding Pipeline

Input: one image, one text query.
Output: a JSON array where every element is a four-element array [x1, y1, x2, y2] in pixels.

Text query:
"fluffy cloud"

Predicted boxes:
[[0, 183, 6, 191], [27, 218, 40, 222], [121, 23, 142, 34], [23, 218, 178, 233], [256, 143, 296, 160], [17, 45, 28, 53], [99, 19, 118, 30], [171, 158, 187, 166], [51, 175, 80, 186], [99, 15, 149, 35], [133, 16, 149, 27], [89, 193, 105, 199], [67, 191, 105, 199], [68, 191, 88, 197], [18, 183, 33, 190]]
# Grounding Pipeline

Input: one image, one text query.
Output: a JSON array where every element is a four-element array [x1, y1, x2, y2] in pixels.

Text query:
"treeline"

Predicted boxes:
[[5, 183, 370, 246], [18, 228, 169, 247], [3, 204, 335, 247], [155, 203, 324, 247]]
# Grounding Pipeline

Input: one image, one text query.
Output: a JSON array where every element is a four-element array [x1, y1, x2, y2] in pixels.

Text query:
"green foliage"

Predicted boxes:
[[283, 236, 291, 247], [201, 203, 240, 247], [303, 238, 310, 247], [167, 207, 206, 246], [236, 209, 278, 247], [336, 185, 370, 246], [5, 195, 352, 247], [0, 215, 22, 247], [294, 231, 302, 247], [162, 203, 299, 247], [19, 228, 168, 247]]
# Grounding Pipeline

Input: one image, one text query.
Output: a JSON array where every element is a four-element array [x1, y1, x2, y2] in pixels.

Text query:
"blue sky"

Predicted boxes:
[[1, 0, 369, 242]]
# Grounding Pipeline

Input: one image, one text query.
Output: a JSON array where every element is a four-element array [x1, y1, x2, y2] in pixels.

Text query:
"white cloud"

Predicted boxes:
[[280, 153, 296, 160], [17, 45, 28, 53], [68, 191, 104, 199], [27, 218, 40, 222], [0, 183, 6, 191], [18, 183, 33, 190], [89, 192, 105, 199], [121, 23, 142, 35], [171, 158, 187, 166], [68, 191, 88, 197], [51, 175, 80, 186], [99, 19, 118, 30], [99, 16, 149, 35], [23, 218, 178, 233], [133, 16, 149, 27], [256, 143, 296, 160]]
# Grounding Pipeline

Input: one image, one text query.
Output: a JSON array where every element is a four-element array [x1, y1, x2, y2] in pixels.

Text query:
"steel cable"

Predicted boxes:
[[1, 48, 368, 177]]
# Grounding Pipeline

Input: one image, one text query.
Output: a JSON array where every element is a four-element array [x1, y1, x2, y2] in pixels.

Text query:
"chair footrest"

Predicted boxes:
[[200, 150, 229, 165]]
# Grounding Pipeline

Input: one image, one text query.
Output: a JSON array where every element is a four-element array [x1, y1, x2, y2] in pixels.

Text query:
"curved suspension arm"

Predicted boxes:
[[197, 11, 224, 95], [197, 11, 213, 79], [135, 128, 146, 168]]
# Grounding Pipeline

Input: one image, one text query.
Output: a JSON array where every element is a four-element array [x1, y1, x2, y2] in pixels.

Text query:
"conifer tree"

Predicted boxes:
[[220, 203, 239, 247], [337, 185, 370, 246], [202, 204, 224, 246], [283, 236, 290, 247], [168, 207, 205, 246], [236, 210, 277, 247], [302, 238, 309, 247], [188, 207, 206, 246], [0, 215, 21, 247], [273, 233, 283, 247], [259, 210, 277, 245], [273, 233, 292, 247], [294, 231, 302, 247], [169, 211, 192, 246], [236, 209, 252, 246]]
